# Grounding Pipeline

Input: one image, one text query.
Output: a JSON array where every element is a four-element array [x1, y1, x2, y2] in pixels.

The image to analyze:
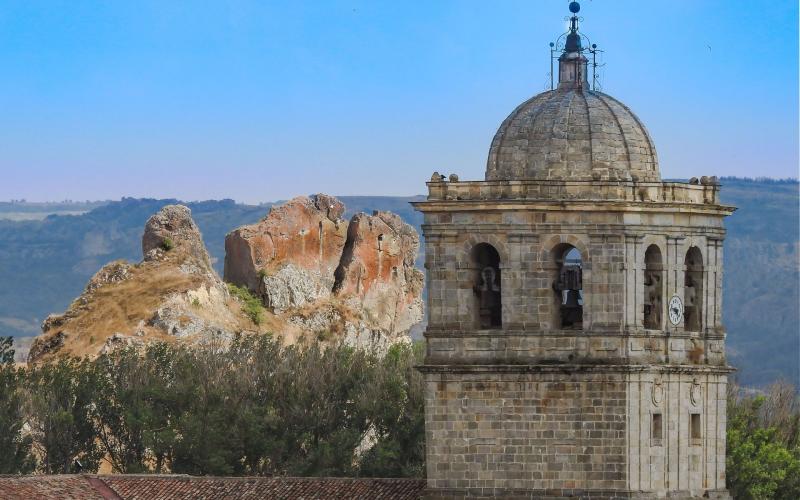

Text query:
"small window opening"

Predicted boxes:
[[471, 243, 501, 329], [690, 413, 702, 442], [651, 413, 663, 441], [553, 245, 583, 330], [643, 245, 663, 329], [377, 234, 384, 252]]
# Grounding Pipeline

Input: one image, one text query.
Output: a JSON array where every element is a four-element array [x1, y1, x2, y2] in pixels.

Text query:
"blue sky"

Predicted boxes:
[[0, 0, 797, 203]]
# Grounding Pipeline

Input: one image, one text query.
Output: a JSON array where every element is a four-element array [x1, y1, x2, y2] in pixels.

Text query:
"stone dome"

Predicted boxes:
[[486, 87, 660, 182]]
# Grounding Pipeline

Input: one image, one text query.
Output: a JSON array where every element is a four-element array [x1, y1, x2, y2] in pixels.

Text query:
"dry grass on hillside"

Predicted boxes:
[[44, 264, 202, 358]]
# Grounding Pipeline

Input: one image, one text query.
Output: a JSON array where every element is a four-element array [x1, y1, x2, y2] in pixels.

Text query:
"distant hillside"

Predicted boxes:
[[0, 200, 109, 221], [0, 182, 796, 386], [0, 198, 268, 337], [717, 178, 799, 387]]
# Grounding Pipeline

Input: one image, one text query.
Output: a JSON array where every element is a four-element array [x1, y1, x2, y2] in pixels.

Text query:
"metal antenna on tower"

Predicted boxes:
[[588, 43, 605, 91]]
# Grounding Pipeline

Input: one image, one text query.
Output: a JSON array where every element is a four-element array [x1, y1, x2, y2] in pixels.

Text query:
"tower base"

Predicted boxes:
[[422, 487, 731, 499]]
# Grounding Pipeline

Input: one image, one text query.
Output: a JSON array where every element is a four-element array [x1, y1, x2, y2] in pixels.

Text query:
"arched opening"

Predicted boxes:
[[552, 244, 583, 330], [471, 243, 501, 329], [643, 245, 663, 329], [684, 246, 704, 332]]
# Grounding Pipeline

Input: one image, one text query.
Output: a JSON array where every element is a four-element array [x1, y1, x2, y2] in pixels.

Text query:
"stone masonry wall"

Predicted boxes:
[[415, 178, 734, 499], [423, 370, 628, 496], [626, 372, 728, 495]]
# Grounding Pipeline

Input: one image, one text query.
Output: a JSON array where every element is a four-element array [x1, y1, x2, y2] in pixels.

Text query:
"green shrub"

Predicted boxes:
[[257, 269, 268, 280], [160, 237, 175, 251], [727, 382, 800, 499], [0, 337, 36, 473], [227, 284, 264, 325]]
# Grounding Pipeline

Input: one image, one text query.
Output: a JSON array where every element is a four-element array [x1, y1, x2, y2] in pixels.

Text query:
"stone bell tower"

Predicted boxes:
[[413, 2, 735, 498]]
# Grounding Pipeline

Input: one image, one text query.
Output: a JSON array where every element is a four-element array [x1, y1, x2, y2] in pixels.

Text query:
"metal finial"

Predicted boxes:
[[569, 2, 580, 14]]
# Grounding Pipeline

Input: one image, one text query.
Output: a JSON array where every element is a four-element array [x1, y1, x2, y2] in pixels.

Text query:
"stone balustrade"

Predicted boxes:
[[426, 178, 725, 205]]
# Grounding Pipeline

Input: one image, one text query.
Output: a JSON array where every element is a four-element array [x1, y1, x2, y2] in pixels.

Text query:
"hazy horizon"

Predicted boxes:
[[3, 177, 796, 206], [1, 1, 798, 204]]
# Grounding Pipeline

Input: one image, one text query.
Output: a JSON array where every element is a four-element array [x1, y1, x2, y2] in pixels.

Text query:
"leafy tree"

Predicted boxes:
[[224, 334, 287, 475], [359, 342, 426, 477], [0, 337, 35, 473], [25, 357, 104, 473], [727, 381, 800, 499], [169, 339, 250, 475], [0, 336, 14, 365], [92, 343, 178, 473], [271, 342, 375, 476]]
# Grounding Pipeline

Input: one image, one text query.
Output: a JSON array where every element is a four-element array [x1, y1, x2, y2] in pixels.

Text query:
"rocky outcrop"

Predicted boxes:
[[333, 211, 424, 334], [225, 195, 423, 345], [142, 205, 213, 271], [29, 205, 246, 362], [27, 330, 68, 362], [30, 196, 425, 362], [86, 261, 133, 293], [224, 194, 347, 292], [260, 264, 330, 313]]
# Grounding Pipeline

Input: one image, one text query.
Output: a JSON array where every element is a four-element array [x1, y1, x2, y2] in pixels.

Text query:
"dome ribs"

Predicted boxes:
[[590, 91, 632, 180], [485, 88, 660, 182], [603, 93, 660, 177], [577, 89, 594, 178], [521, 92, 558, 179], [487, 91, 552, 180], [544, 89, 577, 179]]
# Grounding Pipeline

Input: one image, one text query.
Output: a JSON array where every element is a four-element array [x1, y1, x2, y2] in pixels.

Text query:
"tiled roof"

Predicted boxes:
[[0, 474, 427, 499], [0, 475, 108, 500]]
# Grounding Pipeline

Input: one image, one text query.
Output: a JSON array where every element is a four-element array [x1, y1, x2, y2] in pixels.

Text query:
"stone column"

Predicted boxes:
[[506, 233, 538, 329], [624, 234, 643, 331], [431, 232, 461, 330], [707, 237, 724, 332], [588, 233, 625, 331], [423, 233, 445, 329]]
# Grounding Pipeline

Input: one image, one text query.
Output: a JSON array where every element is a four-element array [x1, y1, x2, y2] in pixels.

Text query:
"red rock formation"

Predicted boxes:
[[225, 197, 423, 339], [334, 211, 424, 334], [224, 194, 347, 291], [30, 198, 425, 362]]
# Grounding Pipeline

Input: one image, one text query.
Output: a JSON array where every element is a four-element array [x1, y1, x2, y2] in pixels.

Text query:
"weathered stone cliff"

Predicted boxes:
[[29, 196, 424, 362], [224, 194, 423, 346], [225, 194, 347, 312], [334, 211, 424, 335], [29, 205, 249, 362]]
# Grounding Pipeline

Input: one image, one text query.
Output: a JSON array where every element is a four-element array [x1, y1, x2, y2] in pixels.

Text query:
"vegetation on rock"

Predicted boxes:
[[160, 237, 174, 251], [227, 284, 264, 326]]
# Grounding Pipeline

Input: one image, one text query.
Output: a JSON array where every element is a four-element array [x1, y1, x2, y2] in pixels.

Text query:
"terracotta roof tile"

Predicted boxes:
[[0, 475, 106, 500], [0, 475, 427, 500]]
